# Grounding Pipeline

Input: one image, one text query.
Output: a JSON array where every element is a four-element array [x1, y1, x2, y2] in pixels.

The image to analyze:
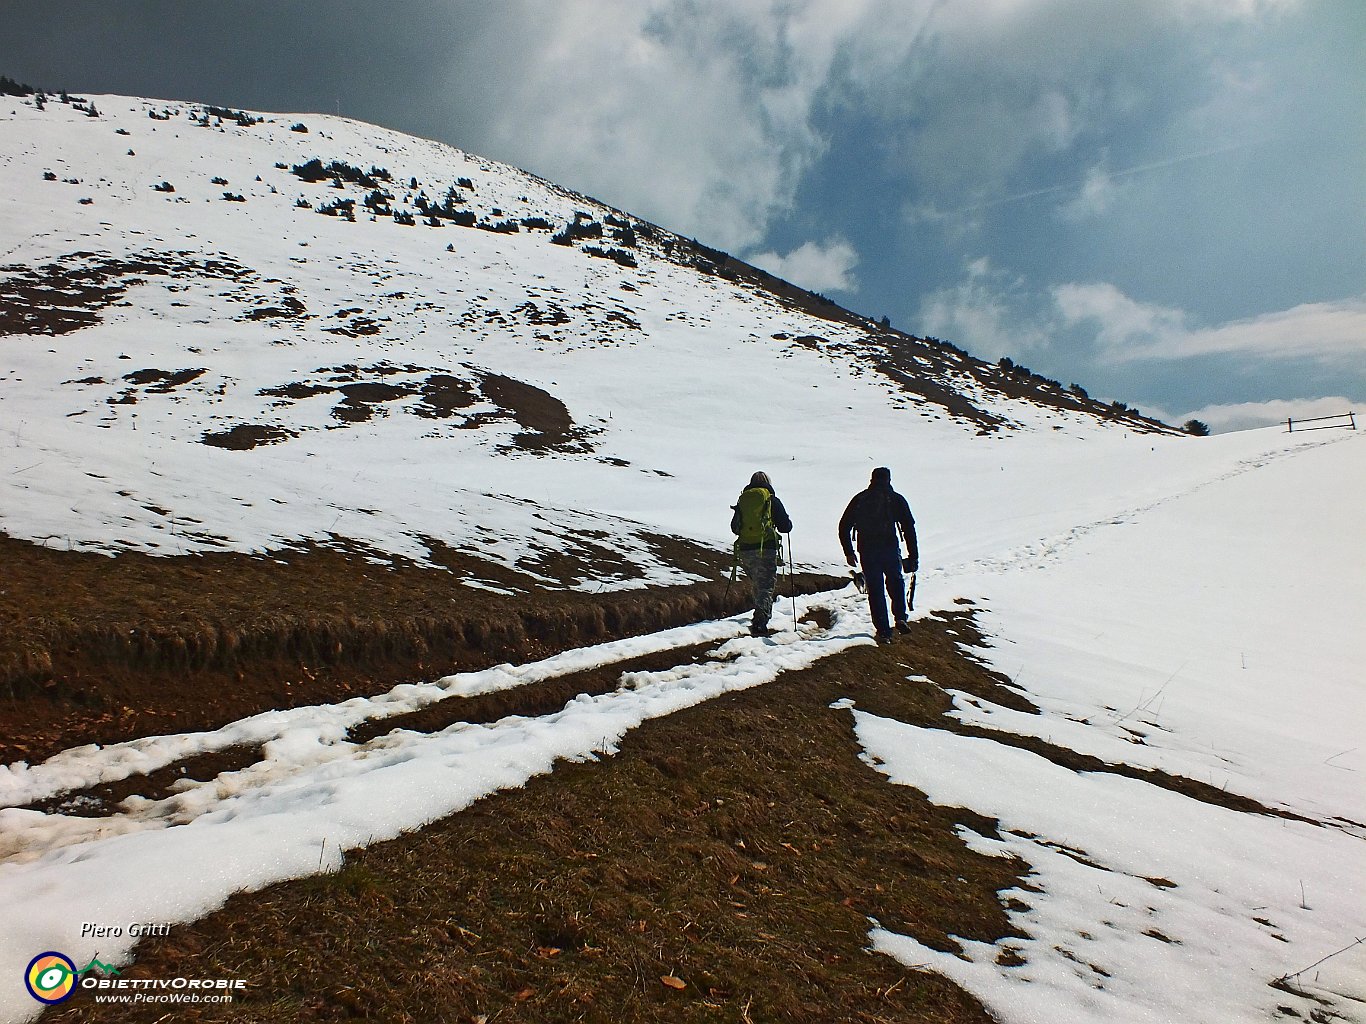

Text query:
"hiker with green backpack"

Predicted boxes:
[[730, 471, 793, 637]]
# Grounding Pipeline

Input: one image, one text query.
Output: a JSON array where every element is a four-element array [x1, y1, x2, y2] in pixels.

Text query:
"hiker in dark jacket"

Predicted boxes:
[[838, 466, 918, 645], [730, 471, 793, 637]]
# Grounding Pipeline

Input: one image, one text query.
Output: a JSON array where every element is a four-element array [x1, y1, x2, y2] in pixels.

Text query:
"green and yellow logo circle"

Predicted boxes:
[[25, 952, 77, 1004]]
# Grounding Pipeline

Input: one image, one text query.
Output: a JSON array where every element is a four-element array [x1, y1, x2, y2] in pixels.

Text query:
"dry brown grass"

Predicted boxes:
[[0, 531, 839, 764], [45, 611, 1026, 1024]]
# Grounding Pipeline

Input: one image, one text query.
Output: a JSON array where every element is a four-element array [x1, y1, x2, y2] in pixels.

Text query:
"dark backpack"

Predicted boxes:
[[852, 487, 899, 548]]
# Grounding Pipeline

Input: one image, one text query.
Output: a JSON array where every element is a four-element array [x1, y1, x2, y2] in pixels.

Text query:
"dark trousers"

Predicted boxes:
[[859, 544, 907, 636]]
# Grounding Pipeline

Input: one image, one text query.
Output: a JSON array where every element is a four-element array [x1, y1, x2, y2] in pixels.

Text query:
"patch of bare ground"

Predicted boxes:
[[0, 251, 252, 337], [949, 720, 1316, 824], [30, 641, 725, 817], [0, 531, 840, 765], [17, 592, 1298, 831], [45, 613, 1026, 1024]]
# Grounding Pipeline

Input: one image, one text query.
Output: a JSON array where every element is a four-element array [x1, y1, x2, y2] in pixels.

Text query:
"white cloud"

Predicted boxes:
[[748, 238, 859, 293], [1058, 162, 1120, 220], [440, 0, 942, 252], [918, 258, 1052, 360], [1053, 282, 1188, 350], [441, 1, 836, 251], [1054, 285, 1366, 364], [917, 260, 1366, 410], [1139, 299, 1366, 362], [1152, 396, 1361, 434], [883, 1, 1306, 227], [1174, 0, 1304, 19]]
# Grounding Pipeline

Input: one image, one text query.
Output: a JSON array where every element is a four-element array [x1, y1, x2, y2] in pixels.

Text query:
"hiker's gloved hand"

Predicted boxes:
[[902, 558, 917, 572]]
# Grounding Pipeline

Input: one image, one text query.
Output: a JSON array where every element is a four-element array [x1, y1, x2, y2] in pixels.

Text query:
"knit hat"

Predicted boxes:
[[750, 471, 772, 489], [870, 467, 892, 485]]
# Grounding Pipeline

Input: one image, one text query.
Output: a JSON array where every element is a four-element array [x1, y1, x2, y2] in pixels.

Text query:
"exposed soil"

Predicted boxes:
[[28, 641, 727, 818], [478, 371, 577, 448], [201, 423, 298, 449], [121, 367, 207, 392], [42, 612, 1028, 1024], [0, 251, 251, 337], [245, 363, 586, 449], [0, 532, 840, 765]]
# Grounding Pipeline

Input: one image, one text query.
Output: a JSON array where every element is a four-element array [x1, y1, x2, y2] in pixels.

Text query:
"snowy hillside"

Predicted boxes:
[[2, 90, 1170, 588], [2, 89, 1362, 1024]]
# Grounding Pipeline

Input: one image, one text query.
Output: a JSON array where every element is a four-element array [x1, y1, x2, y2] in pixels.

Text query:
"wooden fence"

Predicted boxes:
[[1286, 411, 1356, 433]]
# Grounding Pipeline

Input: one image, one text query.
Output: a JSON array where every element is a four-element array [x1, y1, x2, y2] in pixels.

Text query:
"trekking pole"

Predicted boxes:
[[786, 534, 797, 628]]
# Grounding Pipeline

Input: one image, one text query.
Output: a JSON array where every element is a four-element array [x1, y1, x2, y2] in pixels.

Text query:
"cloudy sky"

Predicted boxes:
[[6, 0, 1363, 430]]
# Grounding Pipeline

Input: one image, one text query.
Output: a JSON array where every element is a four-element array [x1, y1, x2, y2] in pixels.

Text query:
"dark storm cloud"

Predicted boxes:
[[4, 1, 490, 143]]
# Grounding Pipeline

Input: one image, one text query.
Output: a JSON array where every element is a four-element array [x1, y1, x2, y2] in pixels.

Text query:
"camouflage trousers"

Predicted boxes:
[[738, 547, 780, 628]]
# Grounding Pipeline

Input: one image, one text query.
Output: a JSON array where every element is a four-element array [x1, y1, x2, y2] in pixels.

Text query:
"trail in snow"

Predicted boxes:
[[0, 616, 756, 811], [939, 433, 1344, 579], [0, 590, 878, 1023], [860, 431, 1366, 1024]]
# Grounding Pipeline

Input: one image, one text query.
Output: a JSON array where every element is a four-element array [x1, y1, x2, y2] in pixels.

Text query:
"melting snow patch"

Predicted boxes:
[[852, 713, 1366, 1024]]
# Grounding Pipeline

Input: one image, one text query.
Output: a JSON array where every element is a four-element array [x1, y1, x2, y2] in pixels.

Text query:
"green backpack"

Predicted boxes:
[[734, 486, 776, 548]]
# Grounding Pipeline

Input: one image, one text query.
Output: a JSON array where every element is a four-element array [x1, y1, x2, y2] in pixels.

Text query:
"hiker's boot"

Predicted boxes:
[[875, 631, 895, 645], [895, 620, 911, 635]]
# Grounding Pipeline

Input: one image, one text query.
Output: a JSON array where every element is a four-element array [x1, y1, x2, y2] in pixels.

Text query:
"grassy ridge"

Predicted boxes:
[[0, 532, 839, 763]]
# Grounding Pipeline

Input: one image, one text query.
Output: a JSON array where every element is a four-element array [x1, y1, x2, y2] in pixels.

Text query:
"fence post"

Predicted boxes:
[[1287, 417, 1294, 433]]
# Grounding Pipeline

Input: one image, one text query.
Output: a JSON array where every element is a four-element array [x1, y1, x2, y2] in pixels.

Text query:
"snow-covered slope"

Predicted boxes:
[[2, 90, 1172, 587], [2, 91, 1362, 1024], [0, 429, 1361, 1024], [867, 428, 1366, 1024]]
